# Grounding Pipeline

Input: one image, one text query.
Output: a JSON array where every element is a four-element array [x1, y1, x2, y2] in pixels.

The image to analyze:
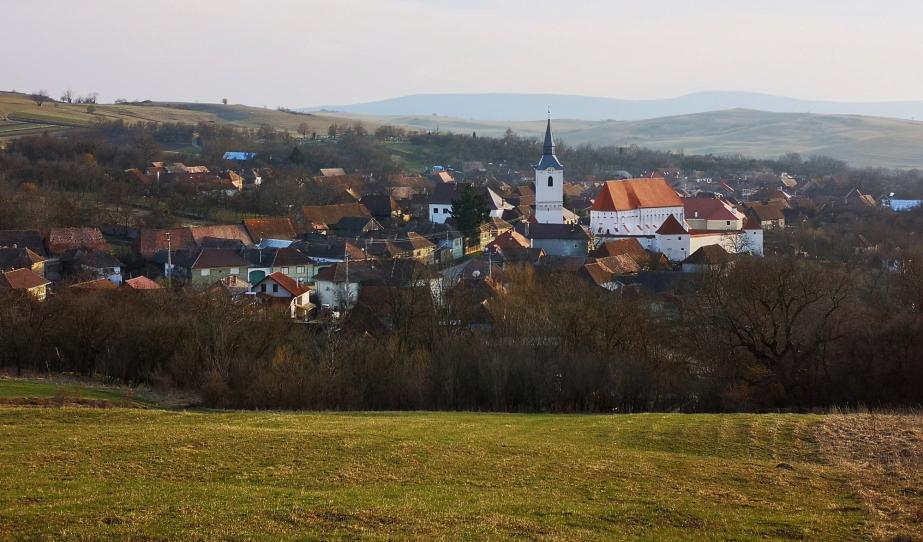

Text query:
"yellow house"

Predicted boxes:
[[0, 268, 51, 301]]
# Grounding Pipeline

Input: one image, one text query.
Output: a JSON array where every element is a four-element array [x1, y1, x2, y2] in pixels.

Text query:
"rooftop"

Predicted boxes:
[[592, 178, 682, 212], [0, 268, 50, 290]]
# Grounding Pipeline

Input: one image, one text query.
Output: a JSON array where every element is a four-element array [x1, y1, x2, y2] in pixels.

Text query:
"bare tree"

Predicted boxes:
[[60, 89, 73, 103], [297, 122, 309, 138], [31, 90, 50, 107], [688, 256, 856, 406]]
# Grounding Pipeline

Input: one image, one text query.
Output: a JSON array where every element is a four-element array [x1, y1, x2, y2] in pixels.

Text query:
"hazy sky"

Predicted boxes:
[[3, 0, 923, 107]]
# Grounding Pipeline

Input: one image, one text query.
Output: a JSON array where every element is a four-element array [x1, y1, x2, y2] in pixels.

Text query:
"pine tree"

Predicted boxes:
[[450, 185, 489, 245]]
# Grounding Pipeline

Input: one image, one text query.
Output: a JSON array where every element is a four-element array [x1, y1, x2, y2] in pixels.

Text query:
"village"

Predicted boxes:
[[3, 117, 919, 328]]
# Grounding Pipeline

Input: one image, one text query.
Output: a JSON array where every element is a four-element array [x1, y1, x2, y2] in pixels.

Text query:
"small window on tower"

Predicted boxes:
[[548, 176, 554, 187]]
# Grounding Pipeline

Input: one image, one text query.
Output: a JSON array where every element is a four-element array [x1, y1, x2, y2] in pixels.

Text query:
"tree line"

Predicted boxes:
[[2, 255, 920, 412]]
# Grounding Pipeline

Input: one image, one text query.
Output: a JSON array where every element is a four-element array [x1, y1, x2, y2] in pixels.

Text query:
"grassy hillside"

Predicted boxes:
[[2, 406, 920, 541], [0, 92, 368, 140], [342, 109, 923, 169], [5, 89, 923, 168]]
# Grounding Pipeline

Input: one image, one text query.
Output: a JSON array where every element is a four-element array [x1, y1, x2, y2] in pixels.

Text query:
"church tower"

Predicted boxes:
[[534, 117, 564, 224]]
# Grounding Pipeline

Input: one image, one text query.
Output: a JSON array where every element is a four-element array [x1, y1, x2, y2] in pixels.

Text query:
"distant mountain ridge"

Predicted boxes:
[[302, 91, 923, 122], [325, 108, 923, 169]]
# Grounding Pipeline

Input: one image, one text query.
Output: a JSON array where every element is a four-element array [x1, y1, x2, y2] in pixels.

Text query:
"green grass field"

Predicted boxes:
[[0, 408, 877, 541], [0, 380, 129, 401]]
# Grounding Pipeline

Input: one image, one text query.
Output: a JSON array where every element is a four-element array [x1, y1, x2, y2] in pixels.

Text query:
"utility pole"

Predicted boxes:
[[165, 231, 172, 288], [344, 242, 350, 309]]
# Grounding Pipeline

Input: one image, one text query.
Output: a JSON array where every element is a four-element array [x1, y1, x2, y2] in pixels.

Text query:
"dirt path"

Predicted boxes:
[[817, 413, 923, 542]]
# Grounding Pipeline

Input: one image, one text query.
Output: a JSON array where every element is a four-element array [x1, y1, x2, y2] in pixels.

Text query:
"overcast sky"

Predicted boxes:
[[3, 0, 922, 107]]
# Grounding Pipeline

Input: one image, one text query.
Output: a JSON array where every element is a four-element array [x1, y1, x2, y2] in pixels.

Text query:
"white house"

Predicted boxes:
[[251, 271, 313, 319], [428, 183, 461, 224]]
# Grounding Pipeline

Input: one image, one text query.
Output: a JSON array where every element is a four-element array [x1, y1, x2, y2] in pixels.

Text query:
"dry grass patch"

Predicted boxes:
[[818, 413, 923, 541]]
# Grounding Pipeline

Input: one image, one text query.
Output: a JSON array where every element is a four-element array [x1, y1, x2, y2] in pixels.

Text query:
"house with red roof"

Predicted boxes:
[[590, 178, 684, 248], [251, 271, 314, 319], [0, 268, 51, 301], [683, 197, 746, 231]]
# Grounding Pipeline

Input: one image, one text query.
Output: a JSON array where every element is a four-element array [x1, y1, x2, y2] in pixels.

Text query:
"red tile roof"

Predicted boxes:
[[70, 278, 118, 290], [0, 268, 49, 290], [590, 238, 647, 260], [683, 245, 730, 265], [47, 228, 109, 256], [743, 216, 762, 230], [123, 276, 162, 290], [243, 217, 296, 241], [302, 203, 371, 230], [486, 230, 530, 252], [138, 228, 197, 259], [656, 214, 688, 235], [257, 271, 309, 297], [683, 197, 744, 222], [592, 178, 682, 212], [188, 225, 253, 247]]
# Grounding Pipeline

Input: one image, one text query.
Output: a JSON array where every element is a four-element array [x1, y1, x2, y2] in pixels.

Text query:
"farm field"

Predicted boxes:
[[0, 395, 919, 540], [0, 91, 368, 140]]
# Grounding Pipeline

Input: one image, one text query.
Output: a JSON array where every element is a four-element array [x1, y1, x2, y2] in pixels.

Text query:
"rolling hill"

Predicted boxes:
[[0, 92, 369, 142], [5, 90, 923, 169], [303, 91, 923, 122], [339, 109, 923, 169]]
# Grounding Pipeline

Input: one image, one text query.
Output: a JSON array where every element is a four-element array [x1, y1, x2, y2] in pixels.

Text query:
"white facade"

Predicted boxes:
[[534, 119, 564, 224], [429, 204, 453, 224], [656, 232, 690, 262], [591, 207, 685, 237], [654, 227, 763, 262], [535, 166, 564, 224]]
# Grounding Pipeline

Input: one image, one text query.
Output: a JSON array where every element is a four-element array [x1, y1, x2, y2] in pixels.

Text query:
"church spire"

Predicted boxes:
[[536, 110, 563, 171], [543, 118, 555, 156]]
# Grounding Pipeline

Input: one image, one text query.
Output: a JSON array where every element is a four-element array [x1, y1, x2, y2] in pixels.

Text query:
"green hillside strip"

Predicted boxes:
[[0, 380, 126, 401], [7, 110, 94, 128], [0, 410, 865, 540]]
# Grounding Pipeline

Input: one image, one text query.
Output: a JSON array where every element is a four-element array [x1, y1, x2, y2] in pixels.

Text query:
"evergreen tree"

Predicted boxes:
[[450, 185, 490, 245]]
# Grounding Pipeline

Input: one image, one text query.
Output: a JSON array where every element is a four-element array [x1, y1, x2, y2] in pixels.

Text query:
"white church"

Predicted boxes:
[[589, 178, 763, 261], [534, 118, 565, 224]]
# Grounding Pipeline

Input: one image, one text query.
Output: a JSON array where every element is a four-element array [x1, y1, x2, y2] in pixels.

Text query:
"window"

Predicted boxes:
[[548, 176, 554, 187], [230, 267, 239, 274], [282, 267, 289, 274], [261, 284, 267, 293], [272, 284, 279, 293], [200, 269, 210, 277], [726, 221, 731, 226], [296, 266, 305, 274], [443, 208, 450, 214], [433, 208, 439, 214]]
